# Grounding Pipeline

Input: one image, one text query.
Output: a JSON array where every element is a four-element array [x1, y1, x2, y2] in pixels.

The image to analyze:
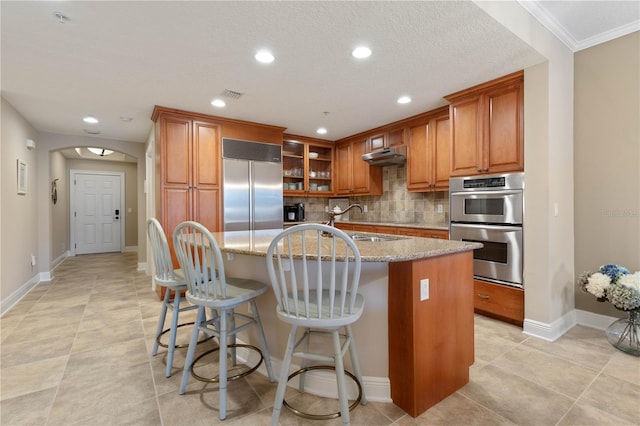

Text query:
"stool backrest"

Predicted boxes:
[[173, 221, 227, 304], [266, 224, 362, 323], [147, 218, 180, 285]]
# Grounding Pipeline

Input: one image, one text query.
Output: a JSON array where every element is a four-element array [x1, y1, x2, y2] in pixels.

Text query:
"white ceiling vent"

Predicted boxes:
[[221, 89, 243, 99]]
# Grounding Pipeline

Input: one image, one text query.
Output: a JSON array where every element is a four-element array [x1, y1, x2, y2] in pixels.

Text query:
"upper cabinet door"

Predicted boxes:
[[432, 115, 451, 189], [407, 123, 430, 190], [193, 120, 220, 187], [161, 115, 191, 186], [449, 96, 482, 177], [351, 138, 370, 193], [335, 143, 352, 194], [369, 133, 386, 152], [483, 82, 524, 174]]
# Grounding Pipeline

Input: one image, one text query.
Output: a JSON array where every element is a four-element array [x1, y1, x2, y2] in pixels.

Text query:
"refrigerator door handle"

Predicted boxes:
[[248, 162, 255, 230]]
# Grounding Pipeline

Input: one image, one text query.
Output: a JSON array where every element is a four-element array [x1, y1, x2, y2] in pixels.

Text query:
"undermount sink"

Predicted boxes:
[[348, 233, 407, 242]]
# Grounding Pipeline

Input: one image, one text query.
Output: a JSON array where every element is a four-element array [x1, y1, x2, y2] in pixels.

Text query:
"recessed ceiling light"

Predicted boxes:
[[83, 115, 98, 124], [317, 128, 327, 135], [120, 116, 133, 122], [211, 99, 226, 108], [255, 50, 275, 63], [88, 147, 114, 156], [397, 96, 412, 104], [352, 46, 372, 59]]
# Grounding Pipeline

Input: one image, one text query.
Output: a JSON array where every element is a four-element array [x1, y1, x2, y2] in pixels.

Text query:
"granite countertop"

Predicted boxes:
[[210, 229, 480, 263]]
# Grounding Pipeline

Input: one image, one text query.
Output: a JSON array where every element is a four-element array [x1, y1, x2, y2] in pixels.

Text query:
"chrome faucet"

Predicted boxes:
[[327, 203, 363, 228]]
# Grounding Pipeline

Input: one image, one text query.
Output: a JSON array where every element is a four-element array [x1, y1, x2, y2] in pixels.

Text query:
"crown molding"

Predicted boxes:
[[518, 0, 640, 52]]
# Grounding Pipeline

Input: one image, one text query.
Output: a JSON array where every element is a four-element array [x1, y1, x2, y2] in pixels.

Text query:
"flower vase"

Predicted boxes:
[[605, 310, 640, 356]]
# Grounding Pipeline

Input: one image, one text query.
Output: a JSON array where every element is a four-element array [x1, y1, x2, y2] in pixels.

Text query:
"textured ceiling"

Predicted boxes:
[[1, 1, 636, 146]]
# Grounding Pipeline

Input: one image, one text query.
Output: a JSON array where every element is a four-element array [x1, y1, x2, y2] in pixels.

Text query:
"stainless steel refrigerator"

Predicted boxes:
[[222, 138, 283, 231]]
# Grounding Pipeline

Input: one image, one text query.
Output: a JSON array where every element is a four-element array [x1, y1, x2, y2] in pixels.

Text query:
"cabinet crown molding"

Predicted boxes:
[[151, 105, 287, 132], [443, 70, 524, 102]]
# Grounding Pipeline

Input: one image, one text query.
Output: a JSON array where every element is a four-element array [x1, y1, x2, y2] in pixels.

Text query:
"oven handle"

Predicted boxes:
[[450, 223, 523, 232], [450, 189, 521, 197]]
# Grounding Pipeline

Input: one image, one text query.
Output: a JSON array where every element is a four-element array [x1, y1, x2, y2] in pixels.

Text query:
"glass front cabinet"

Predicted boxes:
[[283, 135, 334, 197]]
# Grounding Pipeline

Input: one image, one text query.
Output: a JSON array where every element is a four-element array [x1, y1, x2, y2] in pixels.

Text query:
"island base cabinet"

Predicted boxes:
[[388, 251, 474, 417], [474, 279, 524, 326]]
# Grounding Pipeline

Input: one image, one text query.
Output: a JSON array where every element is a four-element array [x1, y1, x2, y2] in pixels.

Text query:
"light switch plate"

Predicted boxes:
[[420, 278, 429, 301]]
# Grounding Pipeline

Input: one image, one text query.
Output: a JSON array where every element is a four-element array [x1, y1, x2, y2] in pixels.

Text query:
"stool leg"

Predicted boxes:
[[298, 328, 311, 392], [332, 329, 350, 425], [165, 290, 181, 377], [179, 306, 205, 395], [250, 300, 274, 381], [272, 325, 298, 426], [346, 324, 367, 405], [153, 286, 171, 356], [219, 308, 228, 420]]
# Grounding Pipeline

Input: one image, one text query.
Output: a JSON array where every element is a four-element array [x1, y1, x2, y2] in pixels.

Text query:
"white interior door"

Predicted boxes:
[[73, 172, 122, 254]]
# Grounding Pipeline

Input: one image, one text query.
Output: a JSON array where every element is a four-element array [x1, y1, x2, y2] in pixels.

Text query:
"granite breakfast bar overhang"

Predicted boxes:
[[209, 229, 482, 417]]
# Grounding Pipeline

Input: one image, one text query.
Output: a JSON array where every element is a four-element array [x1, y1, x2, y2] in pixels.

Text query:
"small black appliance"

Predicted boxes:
[[284, 203, 305, 222]]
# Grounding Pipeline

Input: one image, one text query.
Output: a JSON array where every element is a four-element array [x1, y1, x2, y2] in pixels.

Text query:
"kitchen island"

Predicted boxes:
[[210, 228, 481, 417]]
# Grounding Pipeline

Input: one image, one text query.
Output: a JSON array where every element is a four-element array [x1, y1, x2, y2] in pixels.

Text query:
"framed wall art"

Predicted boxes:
[[17, 159, 27, 195]]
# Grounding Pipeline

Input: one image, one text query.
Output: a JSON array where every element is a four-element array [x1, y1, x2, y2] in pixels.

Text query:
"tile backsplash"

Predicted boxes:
[[284, 164, 449, 227]]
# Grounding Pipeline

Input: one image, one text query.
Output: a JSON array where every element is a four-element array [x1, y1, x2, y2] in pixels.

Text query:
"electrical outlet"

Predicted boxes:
[[437, 203, 443, 214], [420, 278, 429, 301], [30, 254, 36, 267], [363, 205, 368, 213]]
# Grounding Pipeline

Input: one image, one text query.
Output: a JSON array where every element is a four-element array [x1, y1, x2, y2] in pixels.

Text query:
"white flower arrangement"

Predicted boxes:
[[577, 264, 640, 312]]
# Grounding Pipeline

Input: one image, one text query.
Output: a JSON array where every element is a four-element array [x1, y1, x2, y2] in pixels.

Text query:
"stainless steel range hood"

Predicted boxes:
[[361, 146, 406, 166]]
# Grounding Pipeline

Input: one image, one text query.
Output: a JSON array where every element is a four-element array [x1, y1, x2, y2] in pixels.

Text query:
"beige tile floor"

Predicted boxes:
[[1, 252, 639, 425]]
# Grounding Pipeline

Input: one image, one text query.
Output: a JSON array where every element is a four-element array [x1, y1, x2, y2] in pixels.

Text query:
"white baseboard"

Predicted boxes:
[[523, 310, 576, 342], [237, 340, 392, 403], [523, 309, 620, 341], [574, 309, 618, 330], [1, 273, 40, 317], [137, 262, 147, 272], [125, 245, 138, 253]]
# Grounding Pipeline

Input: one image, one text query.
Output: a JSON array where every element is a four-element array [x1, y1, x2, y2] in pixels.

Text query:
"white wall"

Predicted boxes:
[[574, 32, 640, 317], [1, 98, 41, 312], [50, 151, 68, 264]]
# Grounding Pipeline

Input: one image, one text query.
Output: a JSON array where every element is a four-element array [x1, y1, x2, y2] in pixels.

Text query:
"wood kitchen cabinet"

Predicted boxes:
[[445, 71, 524, 177], [154, 112, 221, 236], [473, 279, 524, 326], [152, 105, 285, 299], [406, 106, 450, 192], [369, 127, 406, 152], [152, 110, 221, 298], [335, 137, 382, 196], [283, 134, 334, 197]]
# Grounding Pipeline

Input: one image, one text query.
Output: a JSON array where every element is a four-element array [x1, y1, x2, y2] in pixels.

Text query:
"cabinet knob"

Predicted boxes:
[[483, 168, 489, 172], [477, 168, 482, 172]]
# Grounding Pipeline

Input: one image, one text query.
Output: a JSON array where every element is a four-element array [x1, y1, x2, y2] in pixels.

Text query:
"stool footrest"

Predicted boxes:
[[283, 365, 363, 420], [190, 343, 264, 383], [156, 322, 213, 349]]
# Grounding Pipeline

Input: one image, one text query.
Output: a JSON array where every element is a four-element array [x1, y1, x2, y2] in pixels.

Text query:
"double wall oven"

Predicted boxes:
[[449, 173, 524, 288]]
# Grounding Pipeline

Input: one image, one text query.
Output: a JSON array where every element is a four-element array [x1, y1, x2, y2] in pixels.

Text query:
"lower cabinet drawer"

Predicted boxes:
[[474, 279, 524, 326]]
